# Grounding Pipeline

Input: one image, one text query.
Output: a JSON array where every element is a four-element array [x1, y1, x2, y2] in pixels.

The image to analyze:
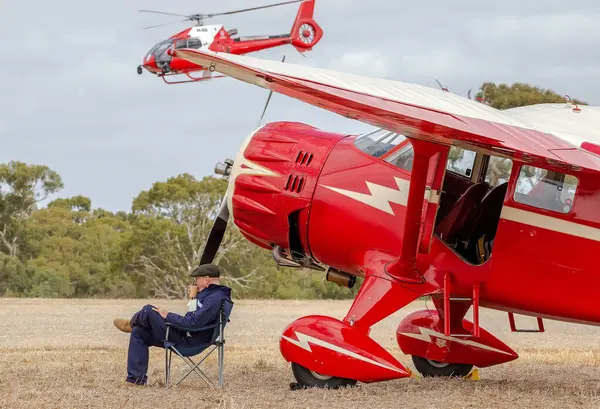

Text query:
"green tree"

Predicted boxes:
[[124, 174, 257, 299], [476, 82, 587, 110], [22, 205, 130, 297], [49, 195, 92, 212], [0, 161, 63, 257]]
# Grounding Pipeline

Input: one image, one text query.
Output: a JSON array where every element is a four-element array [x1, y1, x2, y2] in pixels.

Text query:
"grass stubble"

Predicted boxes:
[[1, 298, 600, 408]]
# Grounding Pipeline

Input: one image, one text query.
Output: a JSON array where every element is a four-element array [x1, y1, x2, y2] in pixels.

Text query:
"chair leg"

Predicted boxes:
[[165, 348, 173, 388], [177, 356, 215, 388], [218, 343, 224, 389], [170, 346, 217, 388], [165, 347, 169, 388]]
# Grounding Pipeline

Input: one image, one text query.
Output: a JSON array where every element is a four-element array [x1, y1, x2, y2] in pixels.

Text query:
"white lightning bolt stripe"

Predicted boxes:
[[238, 159, 280, 177], [320, 177, 437, 215], [281, 331, 406, 373], [398, 327, 513, 356]]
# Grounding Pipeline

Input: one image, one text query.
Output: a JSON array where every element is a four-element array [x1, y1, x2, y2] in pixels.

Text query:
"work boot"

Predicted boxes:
[[113, 318, 132, 333]]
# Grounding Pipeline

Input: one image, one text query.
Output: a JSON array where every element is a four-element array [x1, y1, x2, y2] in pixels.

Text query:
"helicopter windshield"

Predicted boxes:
[[153, 39, 173, 64], [144, 42, 161, 61]]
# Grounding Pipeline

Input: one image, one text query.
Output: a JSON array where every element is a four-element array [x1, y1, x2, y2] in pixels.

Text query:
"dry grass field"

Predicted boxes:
[[1, 298, 600, 408]]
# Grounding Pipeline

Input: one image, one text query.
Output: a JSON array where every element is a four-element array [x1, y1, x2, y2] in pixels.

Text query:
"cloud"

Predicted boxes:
[[328, 50, 391, 77]]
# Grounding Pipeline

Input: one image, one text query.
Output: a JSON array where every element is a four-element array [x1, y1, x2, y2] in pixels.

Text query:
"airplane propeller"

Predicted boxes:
[[139, 0, 304, 28], [200, 194, 230, 265], [200, 53, 289, 266]]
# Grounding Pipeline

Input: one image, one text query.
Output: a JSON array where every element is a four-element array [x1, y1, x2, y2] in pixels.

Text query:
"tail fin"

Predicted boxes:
[[289, 0, 323, 52]]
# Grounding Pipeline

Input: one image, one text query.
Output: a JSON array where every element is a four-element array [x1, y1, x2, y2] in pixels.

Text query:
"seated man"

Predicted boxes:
[[113, 263, 232, 386]]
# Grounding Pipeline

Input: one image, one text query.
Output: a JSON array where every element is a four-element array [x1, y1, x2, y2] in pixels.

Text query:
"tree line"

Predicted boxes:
[[0, 164, 361, 299], [0, 82, 586, 299]]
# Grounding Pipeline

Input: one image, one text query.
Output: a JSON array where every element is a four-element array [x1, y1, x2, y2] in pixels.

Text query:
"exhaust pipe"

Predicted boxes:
[[326, 268, 356, 289], [272, 245, 325, 271], [272, 245, 302, 268]]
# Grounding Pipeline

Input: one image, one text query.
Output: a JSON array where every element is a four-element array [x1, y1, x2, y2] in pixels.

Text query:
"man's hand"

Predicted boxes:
[[151, 304, 168, 319]]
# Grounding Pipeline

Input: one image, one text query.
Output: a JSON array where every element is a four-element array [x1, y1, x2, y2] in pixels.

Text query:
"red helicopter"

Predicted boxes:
[[173, 48, 600, 388], [136, 0, 322, 84]]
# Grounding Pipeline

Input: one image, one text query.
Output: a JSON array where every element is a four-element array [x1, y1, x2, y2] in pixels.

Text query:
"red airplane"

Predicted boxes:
[[136, 0, 322, 84], [174, 48, 600, 388]]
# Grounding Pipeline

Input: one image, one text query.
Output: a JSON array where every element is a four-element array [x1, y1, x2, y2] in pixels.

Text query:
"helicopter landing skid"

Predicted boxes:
[[160, 72, 226, 84]]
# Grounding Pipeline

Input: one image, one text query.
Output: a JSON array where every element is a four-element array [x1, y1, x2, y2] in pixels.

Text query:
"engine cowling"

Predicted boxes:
[[227, 122, 346, 254]]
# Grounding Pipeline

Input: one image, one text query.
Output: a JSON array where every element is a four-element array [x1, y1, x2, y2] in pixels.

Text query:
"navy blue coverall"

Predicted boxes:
[[126, 284, 232, 385]]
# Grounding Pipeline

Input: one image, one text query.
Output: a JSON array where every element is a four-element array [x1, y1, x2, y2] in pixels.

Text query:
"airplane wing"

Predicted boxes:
[[173, 49, 600, 173]]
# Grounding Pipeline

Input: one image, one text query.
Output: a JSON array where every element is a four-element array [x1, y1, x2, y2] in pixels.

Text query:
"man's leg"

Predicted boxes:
[[126, 325, 152, 385], [125, 305, 170, 385]]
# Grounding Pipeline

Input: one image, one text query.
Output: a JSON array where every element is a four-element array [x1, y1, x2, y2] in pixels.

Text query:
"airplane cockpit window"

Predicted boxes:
[[353, 128, 406, 158], [384, 143, 414, 172], [513, 165, 578, 214]]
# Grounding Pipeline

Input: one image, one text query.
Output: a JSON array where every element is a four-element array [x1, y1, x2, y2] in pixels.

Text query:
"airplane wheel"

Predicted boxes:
[[411, 356, 473, 377], [291, 362, 357, 389]]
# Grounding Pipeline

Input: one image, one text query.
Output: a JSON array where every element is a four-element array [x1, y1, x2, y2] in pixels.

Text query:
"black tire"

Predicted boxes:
[[411, 356, 473, 377], [291, 362, 357, 389]]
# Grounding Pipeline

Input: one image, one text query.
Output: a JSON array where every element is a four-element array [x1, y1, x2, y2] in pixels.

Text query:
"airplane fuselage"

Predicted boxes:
[[227, 121, 600, 327]]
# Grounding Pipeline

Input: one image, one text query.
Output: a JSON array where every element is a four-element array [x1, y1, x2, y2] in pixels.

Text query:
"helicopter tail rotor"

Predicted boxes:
[[289, 0, 322, 52]]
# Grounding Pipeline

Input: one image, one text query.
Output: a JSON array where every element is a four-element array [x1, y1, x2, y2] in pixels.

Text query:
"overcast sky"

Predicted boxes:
[[1, 0, 599, 211]]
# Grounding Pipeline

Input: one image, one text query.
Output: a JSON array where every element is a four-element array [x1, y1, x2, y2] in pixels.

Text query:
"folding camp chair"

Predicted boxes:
[[163, 299, 233, 388]]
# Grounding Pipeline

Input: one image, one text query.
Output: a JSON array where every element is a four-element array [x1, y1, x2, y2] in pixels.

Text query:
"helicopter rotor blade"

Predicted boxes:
[[142, 20, 188, 30], [139, 0, 303, 29], [137, 9, 190, 17], [203, 0, 303, 18]]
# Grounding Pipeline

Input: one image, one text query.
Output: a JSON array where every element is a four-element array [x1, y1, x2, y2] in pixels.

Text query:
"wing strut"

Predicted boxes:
[[385, 140, 447, 283]]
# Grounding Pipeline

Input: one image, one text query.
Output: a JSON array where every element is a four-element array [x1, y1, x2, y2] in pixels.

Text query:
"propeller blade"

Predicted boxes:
[[200, 196, 230, 265], [203, 0, 303, 18], [257, 55, 285, 127]]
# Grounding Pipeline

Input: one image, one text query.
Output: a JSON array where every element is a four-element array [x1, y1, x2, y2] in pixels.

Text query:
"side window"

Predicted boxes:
[[446, 147, 476, 178], [385, 144, 414, 172], [513, 165, 578, 214], [485, 156, 513, 187]]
